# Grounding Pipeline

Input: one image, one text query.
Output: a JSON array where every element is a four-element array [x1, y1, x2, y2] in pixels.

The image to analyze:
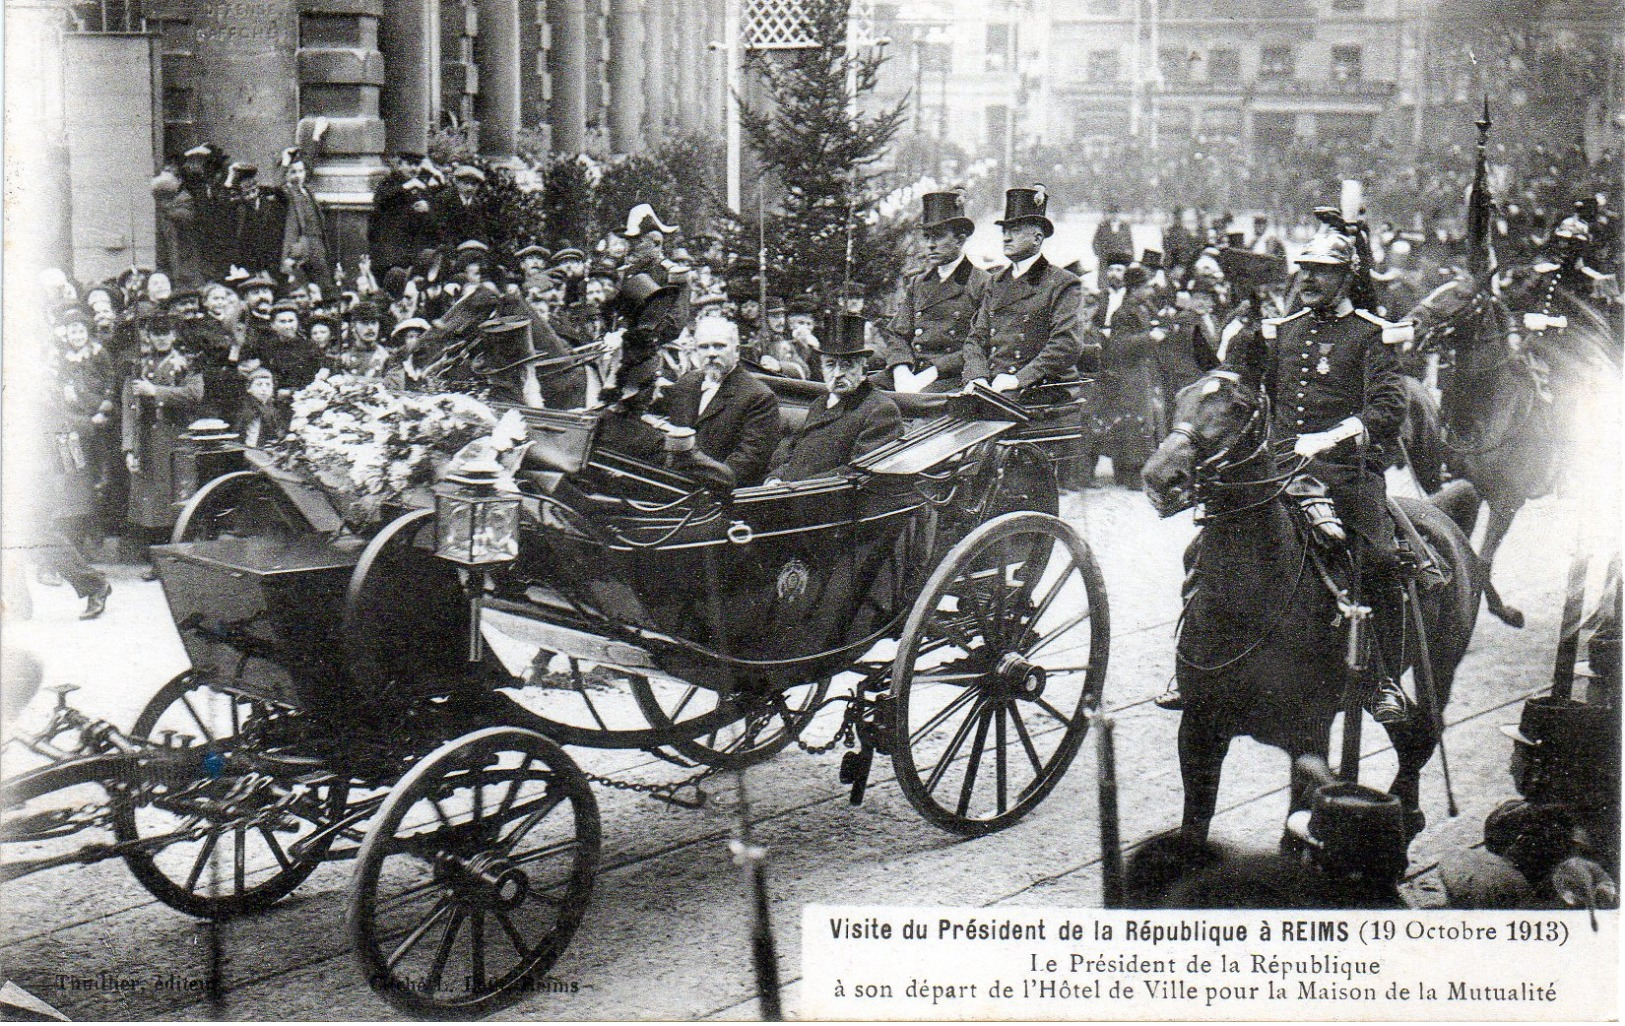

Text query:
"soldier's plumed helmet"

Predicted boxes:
[[1295, 231, 1356, 267]]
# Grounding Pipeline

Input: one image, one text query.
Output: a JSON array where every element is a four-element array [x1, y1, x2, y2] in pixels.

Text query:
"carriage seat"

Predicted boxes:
[[755, 371, 951, 435]]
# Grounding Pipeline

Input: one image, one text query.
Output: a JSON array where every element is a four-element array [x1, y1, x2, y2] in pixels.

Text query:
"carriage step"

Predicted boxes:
[[840, 747, 874, 805]]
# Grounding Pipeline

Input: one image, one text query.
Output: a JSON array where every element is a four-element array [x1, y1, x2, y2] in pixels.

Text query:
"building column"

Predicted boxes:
[[297, 0, 389, 276], [548, 0, 587, 153], [642, 0, 668, 144], [608, 0, 645, 153], [476, 0, 522, 157], [380, 0, 436, 156]]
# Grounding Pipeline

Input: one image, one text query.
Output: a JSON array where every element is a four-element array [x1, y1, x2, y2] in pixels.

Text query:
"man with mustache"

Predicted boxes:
[[769, 312, 902, 483], [663, 316, 781, 487]]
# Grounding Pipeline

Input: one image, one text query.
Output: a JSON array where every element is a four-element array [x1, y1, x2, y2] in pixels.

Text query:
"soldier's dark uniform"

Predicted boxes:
[[1224, 299, 1409, 558], [884, 257, 989, 390]]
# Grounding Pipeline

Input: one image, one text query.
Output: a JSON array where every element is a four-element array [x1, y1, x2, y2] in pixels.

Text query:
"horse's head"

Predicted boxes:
[[1406, 276, 1497, 356], [1143, 370, 1266, 517]]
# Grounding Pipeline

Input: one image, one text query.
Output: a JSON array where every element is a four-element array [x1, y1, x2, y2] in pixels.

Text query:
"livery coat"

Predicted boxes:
[[663, 364, 782, 488], [883, 257, 990, 388], [774, 381, 902, 482], [960, 255, 1083, 389]]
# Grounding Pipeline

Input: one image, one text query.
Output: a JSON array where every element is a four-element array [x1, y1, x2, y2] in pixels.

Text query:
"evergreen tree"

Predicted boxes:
[[731, 0, 910, 314]]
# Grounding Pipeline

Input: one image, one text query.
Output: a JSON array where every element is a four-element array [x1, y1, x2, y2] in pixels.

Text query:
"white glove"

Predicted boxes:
[[1292, 431, 1337, 459], [991, 373, 1021, 393], [962, 378, 990, 394]]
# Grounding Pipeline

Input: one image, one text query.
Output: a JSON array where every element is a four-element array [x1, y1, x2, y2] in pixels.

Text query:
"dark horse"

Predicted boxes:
[[1405, 277, 1612, 627], [1142, 371, 1483, 842]]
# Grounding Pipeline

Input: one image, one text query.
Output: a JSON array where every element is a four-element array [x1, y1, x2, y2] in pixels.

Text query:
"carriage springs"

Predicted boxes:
[[824, 915, 1564, 1007]]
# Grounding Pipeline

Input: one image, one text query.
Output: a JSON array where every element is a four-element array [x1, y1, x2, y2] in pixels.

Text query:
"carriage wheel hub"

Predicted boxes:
[[995, 653, 1045, 698], [436, 850, 529, 909]]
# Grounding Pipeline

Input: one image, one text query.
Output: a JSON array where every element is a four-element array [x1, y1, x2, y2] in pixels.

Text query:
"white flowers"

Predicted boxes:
[[272, 375, 499, 524]]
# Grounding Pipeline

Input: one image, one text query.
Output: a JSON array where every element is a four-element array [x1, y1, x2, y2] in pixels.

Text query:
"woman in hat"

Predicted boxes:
[[281, 150, 333, 289]]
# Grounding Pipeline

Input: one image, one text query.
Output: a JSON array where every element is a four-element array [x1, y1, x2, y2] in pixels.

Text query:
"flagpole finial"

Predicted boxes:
[[1477, 95, 1491, 138]]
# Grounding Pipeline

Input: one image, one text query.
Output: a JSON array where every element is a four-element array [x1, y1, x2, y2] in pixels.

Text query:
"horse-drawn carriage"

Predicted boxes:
[[2, 375, 1108, 1017]]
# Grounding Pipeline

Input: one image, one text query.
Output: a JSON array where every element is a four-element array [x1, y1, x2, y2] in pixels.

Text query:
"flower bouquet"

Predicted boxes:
[[268, 375, 500, 527]]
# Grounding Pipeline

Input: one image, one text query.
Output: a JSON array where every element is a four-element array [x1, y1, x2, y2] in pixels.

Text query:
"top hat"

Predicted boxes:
[[1285, 782, 1409, 881], [1224, 230, 1247, 248], [1139, 248, 1164, 270], [995, 185, 1054, 237], [765, 295, 787, 314], [1500, 696, 1617, 756], [787, 295, 820, 316], [1101, 250, 1133, 268], [817, 312, 874, 357], [921, 191, 975, 235]]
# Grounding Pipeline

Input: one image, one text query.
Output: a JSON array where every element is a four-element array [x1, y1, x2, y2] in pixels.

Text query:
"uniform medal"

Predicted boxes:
[[1315, 342, 1334, 376]]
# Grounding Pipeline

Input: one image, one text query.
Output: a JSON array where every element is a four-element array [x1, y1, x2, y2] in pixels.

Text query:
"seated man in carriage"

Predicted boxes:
[[768, 312, 902, 483], [1200, 224, 1416, 724], [662, 315, 781, 487]]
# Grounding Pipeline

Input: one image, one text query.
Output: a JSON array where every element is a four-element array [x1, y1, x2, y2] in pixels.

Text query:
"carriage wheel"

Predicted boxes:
[[111, 671, 350, 918], [891, 512, 1109, 836], [343, 508, 474, 694], [630, 676, 831, 769], [349, 727, 599, 1019], [170, 470, 310, 544]]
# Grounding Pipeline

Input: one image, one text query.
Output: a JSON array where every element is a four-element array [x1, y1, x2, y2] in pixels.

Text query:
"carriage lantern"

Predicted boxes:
[[433, 459, 521, 566]]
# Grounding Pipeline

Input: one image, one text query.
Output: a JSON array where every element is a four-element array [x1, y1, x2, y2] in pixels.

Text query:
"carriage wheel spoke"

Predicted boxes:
[[233, 825, 246, 893], [910, 670, 984, 685], [1032, 697, 1075, 729], [577, 688, 611, 732], [909, 687, 980, 747], [426, 908, 466, 993], [178, 694, 216, 742], [258, 826, 291, 871], [229, 698, 241, 737], [922, 696, 986, 796], [928, 614, 980, 653], [1018, 558, 1079, 649], [184, 829, 220, 893], [994, 704, 1008, 815], [428, 798, 455, 830], [500, 791, 567, 855], [1026, 609, 1092, 658], [495, 756, 534, 823], [469, 910, 486, 993], [955, 707, 994, 818], [508, 836, 578, 867], [1008, 704, 1045, 778], [669, 685, 702, 721], [387, 896, 453, 970], [495, 908, 532, 959]]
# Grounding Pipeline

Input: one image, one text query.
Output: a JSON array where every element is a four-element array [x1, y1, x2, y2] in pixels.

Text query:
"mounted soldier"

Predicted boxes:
[[883, 190, 989, 393], [1200, 219, 1417, 723]]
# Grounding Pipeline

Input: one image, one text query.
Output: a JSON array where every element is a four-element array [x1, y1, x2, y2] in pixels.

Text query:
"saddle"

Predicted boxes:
[[1287, 475, 1450, 593]]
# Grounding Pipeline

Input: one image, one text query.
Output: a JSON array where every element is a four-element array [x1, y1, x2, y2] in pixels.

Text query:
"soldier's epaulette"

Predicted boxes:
[[1259, 308, 1310, 340], [1353, 308, 1415, 345]]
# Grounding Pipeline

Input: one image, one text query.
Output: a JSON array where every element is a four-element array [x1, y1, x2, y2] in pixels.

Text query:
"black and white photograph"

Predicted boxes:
[[1, 0, 1620, 1019]]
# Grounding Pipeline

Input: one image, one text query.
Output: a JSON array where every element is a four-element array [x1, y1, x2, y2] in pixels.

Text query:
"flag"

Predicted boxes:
[[1466, 97, 1498, 281]]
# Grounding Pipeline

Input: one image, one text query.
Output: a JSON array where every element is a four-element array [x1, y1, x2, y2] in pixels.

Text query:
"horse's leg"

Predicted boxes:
[[1478, 497, 1526, 628], [1178, 714, 1232, 844]]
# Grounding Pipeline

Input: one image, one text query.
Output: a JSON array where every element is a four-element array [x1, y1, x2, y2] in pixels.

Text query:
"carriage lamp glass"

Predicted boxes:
[[434, 472, 521, 565]]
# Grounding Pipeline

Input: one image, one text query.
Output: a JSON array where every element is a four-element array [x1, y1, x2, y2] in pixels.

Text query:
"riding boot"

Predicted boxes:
[[1365, 575, 1412, 726]]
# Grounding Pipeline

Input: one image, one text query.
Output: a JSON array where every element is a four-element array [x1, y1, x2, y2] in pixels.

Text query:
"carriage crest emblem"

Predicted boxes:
[[776, 558, 812, 603]]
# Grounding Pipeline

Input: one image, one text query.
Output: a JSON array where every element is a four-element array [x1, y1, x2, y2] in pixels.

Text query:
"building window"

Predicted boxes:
[[1086, 0, 1120, 13], [985, 104, 1009, 146], [985, 22, 1010, 71], [1259, 45, 1295, 80], [1330, 0, 1366, 8], [1087, 50, 1120, 82], [1159, 47, 1192, 83], [1208, 48, 1240, 81], [1330, 45, 1363, 81]]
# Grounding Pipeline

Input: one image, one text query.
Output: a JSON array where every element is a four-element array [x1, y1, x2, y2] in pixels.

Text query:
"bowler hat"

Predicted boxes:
[[921, 191, 975, 235], [817, 312, 874, 356], [348, 299, 384, 323], [995, 185, 1054, 237], [1286, 782, 1409, 881]]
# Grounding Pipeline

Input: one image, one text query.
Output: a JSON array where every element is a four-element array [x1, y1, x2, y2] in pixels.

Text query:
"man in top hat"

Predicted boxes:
[[1219, 223, 1413, 723], [431, 164, 492, 249], [770, 313, 902, 482], [662, 317, 781, 488], [226, 163, 287, 278], [961, 186, 1088, 394], [1092, 205, 1134, 269], [1086, 262, 1163, 488], [370, 150, 441, 274], [884, 191, 989, 393], [1283, 782, 1411, 908]]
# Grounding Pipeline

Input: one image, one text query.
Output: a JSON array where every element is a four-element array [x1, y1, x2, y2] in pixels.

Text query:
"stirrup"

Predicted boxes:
[[1367, 677, 1412, 726], [1154, 684, 1184, 711]]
